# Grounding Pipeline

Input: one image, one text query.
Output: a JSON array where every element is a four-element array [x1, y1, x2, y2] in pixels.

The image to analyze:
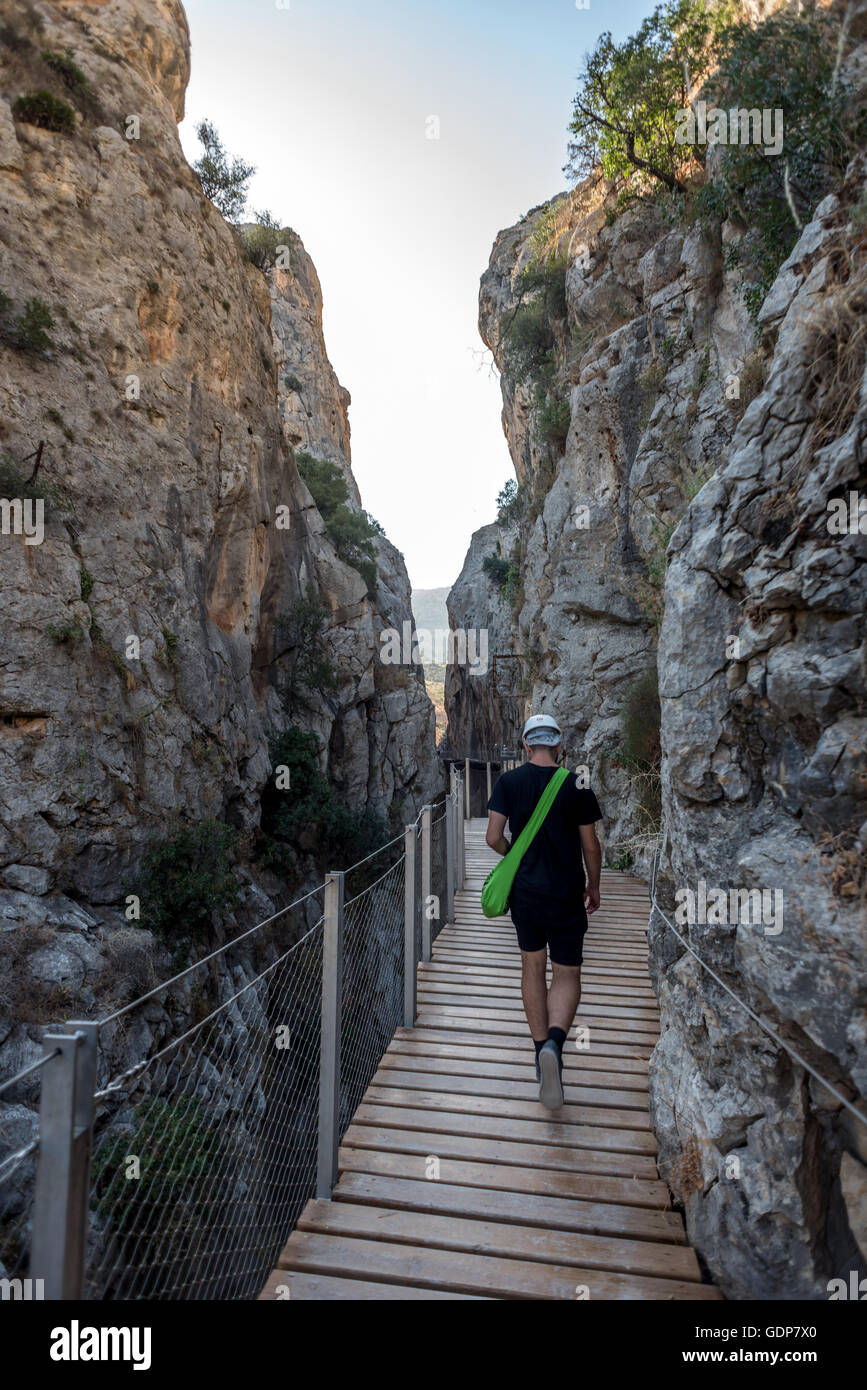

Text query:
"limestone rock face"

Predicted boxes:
[[441, 522, 523, 760], [650, 170, 867, 1298], [268, 247, 358, 503], [0, 0, 439, 1098], [451, 182, 754, 856], [448, 159, 866, 1296], [264, 251, 439, 817]]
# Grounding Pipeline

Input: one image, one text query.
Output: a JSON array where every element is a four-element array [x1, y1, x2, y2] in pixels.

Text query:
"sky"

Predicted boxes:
[[179, 0, 653, 589]]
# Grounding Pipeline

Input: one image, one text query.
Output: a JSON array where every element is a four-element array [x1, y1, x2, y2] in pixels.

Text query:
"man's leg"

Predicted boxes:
[[537, 942, 583, 1110], [520, 949, 548, 1064], [547, 963, 581, 1035]]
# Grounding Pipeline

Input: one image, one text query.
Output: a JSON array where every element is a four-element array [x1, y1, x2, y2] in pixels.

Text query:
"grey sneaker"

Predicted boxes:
[[538, 1040, 564, 1110]]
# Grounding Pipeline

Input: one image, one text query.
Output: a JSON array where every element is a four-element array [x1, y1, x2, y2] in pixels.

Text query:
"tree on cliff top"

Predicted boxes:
[[565, 0, 727, 191], [193, 118, 255, 222]]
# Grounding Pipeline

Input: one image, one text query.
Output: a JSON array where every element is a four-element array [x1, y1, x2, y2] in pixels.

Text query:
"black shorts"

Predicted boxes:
[[509, 886, 589, 966]]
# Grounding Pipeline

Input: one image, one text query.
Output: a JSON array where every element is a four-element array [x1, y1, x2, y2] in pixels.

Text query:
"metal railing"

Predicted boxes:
[[442, 753, 524, 818], [0, 774, 467, 1301]]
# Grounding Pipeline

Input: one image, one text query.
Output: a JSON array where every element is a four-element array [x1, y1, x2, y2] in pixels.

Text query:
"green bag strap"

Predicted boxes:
[[503, 765, 571, 869]]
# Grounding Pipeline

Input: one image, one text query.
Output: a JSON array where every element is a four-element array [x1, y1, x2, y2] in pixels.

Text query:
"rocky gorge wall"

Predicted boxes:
[[652, 166, 867, 1298], [0, 0, 439, 1249], [449, 175, 755, 856], [446, 128, 866, 1299]]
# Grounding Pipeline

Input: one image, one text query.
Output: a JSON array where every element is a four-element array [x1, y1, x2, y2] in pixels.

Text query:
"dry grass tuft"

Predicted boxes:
[[806, 250, 867, 458]]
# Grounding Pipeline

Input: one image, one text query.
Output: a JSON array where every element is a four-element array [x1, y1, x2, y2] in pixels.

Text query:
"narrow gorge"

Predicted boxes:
[[0, 0, 864, 1309]]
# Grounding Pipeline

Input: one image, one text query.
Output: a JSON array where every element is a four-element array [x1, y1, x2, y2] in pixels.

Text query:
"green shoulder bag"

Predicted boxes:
[[480, 766, 570, 919]]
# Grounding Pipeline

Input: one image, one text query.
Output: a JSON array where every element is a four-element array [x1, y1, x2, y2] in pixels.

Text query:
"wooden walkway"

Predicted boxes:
[[261, 819, 720, 1300]]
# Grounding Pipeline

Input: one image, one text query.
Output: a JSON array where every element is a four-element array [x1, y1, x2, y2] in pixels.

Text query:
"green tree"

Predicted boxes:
[[41, 48, 87, 90], [566, 0, 726, 191], [482, 553, 510, 587], [259, 728, 391, 879], [1, 296, 55, 352], [696, 4, 866, 315], [136, 819, 240, 952], [241, 211, 297, 271], [192, 119, 255, 222], [296, 452, 380, 592], [12, 91, 75, 133], [277, 587, 341, 699], [496, 479, 527, 529]]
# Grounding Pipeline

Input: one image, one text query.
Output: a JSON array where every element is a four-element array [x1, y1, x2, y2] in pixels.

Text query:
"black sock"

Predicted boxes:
[[533, 1038, 546, 1060], [547, 1026, 567, 1053]]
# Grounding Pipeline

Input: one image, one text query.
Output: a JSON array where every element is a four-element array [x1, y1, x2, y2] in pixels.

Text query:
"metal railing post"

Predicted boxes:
[[31, 1020, 98, 1299], [486, 761, 492, 803], [403, 825, 417, 1026], [421, 804, 433, 963], [464, 758, 471, 819], [446, 773, 456, 925], [316, 870, 344, 1199], [457, 773, 465, 892]]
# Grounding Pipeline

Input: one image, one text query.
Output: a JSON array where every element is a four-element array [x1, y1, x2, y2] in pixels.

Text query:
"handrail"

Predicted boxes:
[[93, 916, 327, 1104], [96, 880, 326, 1029], [649, 844, 867, 1132], [0, 769, 466, 1300], [0, 1047, 61, 1098], [97, 788, 451, 1030]]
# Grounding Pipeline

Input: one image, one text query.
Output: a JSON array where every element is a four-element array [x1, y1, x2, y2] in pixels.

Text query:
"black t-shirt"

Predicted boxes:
[[487, 764, 602, 904]]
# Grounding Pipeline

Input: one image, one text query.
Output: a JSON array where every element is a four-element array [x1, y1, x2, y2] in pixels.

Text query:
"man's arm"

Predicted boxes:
[[580, 822, 601, 914], [486, 810, 510, 857]]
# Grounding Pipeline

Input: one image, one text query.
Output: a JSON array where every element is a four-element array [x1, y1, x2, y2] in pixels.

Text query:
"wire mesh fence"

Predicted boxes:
[[339, 853, 405, 1135], [430, 801, 449, 946], [0, 1051, 50, 1289], [86, 914, 325, 1301], [413, 819, 424, 969], [0, 781, 468, 1301]]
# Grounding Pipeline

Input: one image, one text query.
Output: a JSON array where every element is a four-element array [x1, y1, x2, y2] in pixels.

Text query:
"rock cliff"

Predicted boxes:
[[447, 122, 866, 1300], [449, 179, 754, 856], [0, 0, 438, 1144], [442, 521, 522, 760], [651, 165, 867, 1298]]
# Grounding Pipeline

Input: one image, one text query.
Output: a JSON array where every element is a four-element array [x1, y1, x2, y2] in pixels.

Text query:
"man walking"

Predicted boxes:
[[485, 714, 602, 1109]]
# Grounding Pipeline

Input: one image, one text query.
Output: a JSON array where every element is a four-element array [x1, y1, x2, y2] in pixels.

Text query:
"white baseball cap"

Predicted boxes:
[[522, 713, 562, 745]]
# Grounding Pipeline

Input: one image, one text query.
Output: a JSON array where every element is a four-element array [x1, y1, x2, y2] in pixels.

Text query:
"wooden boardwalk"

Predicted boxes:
[[261, 819, 720, 1300]]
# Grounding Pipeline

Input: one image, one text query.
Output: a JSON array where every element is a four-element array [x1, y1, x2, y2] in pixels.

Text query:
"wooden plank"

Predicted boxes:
[[418, 965, 656, 998], [258, 1268, 491, 1299], [390, 1026, 653, 1065], [418, 968, 657, 994], [417, 986, 659, 1021], [342, 1121, 661, 1178], [353, 1101, 657, 1154], [379, 1049, 650, 1091], [414, 1010, 660, 1044], [338, 1145, 669, 1209], [279, 1230, 722, 1301], [371, 1065, 648, 1111], [304, 1198, 699, 1282], [363, 1084, 653, 1132], [431, 952, 653, 981], [330, 1171, 684, 1246]]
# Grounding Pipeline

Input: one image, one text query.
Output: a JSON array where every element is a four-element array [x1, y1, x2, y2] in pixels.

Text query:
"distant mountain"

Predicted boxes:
[[411, 586, 450, 638]]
